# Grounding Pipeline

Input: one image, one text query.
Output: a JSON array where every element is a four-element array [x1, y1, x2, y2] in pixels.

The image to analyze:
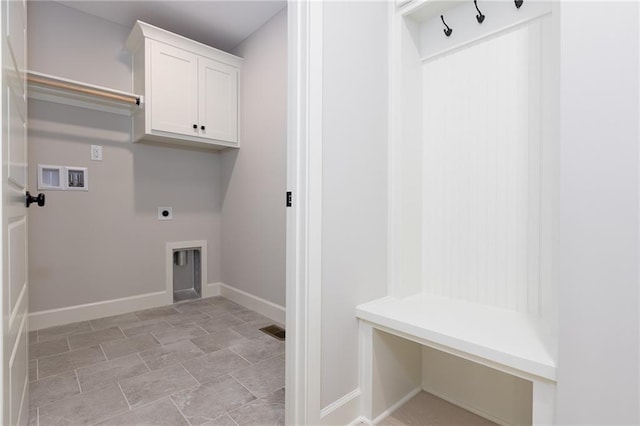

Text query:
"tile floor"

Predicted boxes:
[[378, 392, 497, 426], [28, 296, 285, 426]]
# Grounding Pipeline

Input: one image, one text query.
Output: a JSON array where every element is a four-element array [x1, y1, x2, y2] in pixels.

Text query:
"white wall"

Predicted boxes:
[[27, 2, 222, 313], [320, 1, 389, 409], [220, 8, 287, 307], [557, 1, 640, 424]]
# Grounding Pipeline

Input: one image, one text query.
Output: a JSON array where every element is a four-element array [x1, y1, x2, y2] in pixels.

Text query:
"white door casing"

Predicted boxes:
[[2, 0, 30, 424], [285, 0, 323, 424]]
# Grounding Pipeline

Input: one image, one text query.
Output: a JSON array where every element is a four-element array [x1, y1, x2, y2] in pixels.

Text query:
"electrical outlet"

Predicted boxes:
[[158, 207, 173, 220], [91, 145, 102, 161]]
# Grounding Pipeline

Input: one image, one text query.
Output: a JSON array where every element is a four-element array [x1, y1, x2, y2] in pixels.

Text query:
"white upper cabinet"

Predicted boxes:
[[126, 21, 242, 149]]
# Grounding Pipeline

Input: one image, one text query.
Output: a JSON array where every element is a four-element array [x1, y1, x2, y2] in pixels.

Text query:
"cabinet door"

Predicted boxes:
[[149, 40, 199, 137], [198, 57, 238, 144]]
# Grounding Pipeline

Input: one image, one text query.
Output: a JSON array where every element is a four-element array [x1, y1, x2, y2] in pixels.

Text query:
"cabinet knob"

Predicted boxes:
[[201, 125, 205, 131], [193, 124, 197, 130]]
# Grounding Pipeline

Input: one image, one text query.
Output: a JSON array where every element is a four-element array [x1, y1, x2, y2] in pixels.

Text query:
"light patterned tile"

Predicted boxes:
[[29, 359, 37, 382], [30, 370, 80, 408], [231, 320, 274, 340], [152, 324, 207, 345], [182, 348, 250, 384], [29, 338, 69, 360], [229, 335, 285, 364], [38, 345, 105, 379], [121, 320, 174, 338], [37, 321, 92, 342], [378, 392, 497, 426], [139, 340, 204, 371], [173, 301, 209, 314], [76, 353, 149, 393], [101, 334, 160, 360], [191, 329, 247, 353], [201, 414, 238, 426], [97, 397, 189, 426], [228, 388, 285, 426], [171, 375, 255, 425], [165, 311, 211, 327], [230, 354, 285, 398], [28, 409, 37, 426], [67, 327, 125, 350], [233, 310, 271, 323], [134, 306, 180, 321], [119, 364, 198, 408], [196, 314, 245, 333], [199, 303, 243, 317], [38, 383, 129, 426], [90, 313, 140, 331]]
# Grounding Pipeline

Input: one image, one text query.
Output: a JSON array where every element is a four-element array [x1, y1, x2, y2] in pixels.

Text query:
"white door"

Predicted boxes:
[[2, 0, 31, 424], [149, 39, 199, 137], [198, 57, 238, 144]]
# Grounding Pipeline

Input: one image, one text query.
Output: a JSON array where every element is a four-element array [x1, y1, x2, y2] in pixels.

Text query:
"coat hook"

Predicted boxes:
[[474, 0, 485, 23], [515, 0, 523, 9], [441, 15, 453, 37]]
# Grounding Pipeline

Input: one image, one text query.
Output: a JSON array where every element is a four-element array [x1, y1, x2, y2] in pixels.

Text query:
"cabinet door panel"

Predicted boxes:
[[198, 57, 238, 144], [150, 40, 198, 137]]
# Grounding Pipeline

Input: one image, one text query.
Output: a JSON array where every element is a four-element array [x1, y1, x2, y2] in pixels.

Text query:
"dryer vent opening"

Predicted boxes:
[[173, 248, 201, 302]]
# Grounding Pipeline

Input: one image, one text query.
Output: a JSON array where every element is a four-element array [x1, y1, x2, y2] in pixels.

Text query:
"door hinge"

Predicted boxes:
[[286, 191, 292, 207]]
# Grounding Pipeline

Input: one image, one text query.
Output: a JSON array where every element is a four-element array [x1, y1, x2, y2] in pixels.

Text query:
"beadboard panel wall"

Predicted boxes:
[[421, 20, 546, 315]]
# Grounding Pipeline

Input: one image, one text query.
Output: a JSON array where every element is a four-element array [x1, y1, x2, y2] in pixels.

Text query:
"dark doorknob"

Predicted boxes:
[[25, 191, 45, 208]]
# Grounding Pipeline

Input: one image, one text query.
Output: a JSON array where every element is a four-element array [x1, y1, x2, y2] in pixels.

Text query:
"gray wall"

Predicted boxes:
[[557, 1, 639, 423], [221, 9, 287, 307], [27, 2, 222, 312], [320, 1, 389, 407]]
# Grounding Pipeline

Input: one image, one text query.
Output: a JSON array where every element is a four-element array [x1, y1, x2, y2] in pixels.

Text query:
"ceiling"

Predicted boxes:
[[55, 0, 287, 52]]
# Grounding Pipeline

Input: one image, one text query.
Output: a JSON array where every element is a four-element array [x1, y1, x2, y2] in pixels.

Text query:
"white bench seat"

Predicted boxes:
[[356, 293, 557, 424], [356, 293, 556, 381]]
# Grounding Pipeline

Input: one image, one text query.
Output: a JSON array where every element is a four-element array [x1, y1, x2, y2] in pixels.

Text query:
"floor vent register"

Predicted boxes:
[[260, 324, 285, 341]]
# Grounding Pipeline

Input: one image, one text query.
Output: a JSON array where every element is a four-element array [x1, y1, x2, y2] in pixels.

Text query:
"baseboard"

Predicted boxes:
[[349, 417, 371, 426], [203, 282, 222, 298], [372, 387, 422, 425], [218, 283, 285, 324], [28, 291, 167, 331], [421, 387, 510, 426], [320, 388, 362, 426], [28, 282, 281, 331]]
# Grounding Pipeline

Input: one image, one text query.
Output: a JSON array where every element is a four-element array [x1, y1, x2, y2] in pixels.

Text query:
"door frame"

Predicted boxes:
[[285, 0, 323, 424]]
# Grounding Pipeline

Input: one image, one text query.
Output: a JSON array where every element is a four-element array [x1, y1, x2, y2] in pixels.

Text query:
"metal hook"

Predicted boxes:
[[515, 0, 523, 9], [441, 15, 453, 37], [474, 0, 485, 23]]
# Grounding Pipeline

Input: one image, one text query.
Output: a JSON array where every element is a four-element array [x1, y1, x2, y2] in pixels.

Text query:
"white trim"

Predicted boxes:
[[320, 388, 362, 426], [371, 387, 422, 425], [218, 283, 285, 325], [285, 0, 323, 424], [27, 281, 274, 332], [165, 240, 207, 305], [125, 20, 243, 68], [349, 417, 371, 426], [28, 290, 166, 331], [202, 281, 221, 298]]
